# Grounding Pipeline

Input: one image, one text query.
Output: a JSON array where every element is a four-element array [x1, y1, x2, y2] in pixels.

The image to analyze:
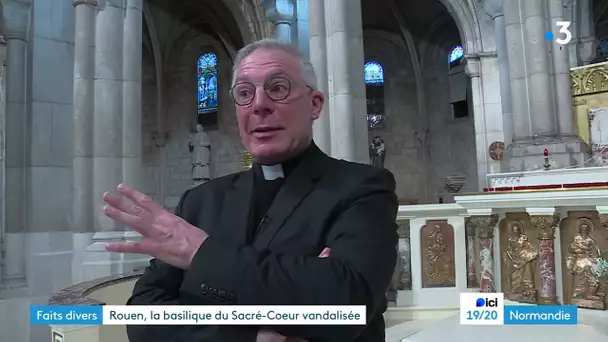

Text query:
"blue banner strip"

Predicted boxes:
[[504, 305, 577, 325], [30, 305, 103, 325]]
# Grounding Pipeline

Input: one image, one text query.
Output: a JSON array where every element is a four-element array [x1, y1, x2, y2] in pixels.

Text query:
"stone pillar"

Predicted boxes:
[[503, 0, 529, 141], [325, 0, 367, 163], [528, 209, 559, 305], [0, 36, 7, 281], [71, 0, 98, 282], [522, 0, 555, 137], [464, 217, 478, 288], [308, 0, 330, 155], [2, 0, 31, 282], [548, 0, 575, 138], [80, 0, 126, 282], [484, 0, 513, 145], [261, 0, 295, 43], [122, 0, 143, 192], [474, 214, 498, 292]]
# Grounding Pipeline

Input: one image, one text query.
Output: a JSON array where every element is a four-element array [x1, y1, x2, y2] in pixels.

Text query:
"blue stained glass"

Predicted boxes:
[[448, 45, 464, 63], [599, 37, 608, 52], [364, 61, 384, 85], [197, 52, 218, 114]]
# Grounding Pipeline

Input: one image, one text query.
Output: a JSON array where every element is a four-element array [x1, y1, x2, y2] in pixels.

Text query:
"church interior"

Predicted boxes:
[[0, 0, 607, 341]]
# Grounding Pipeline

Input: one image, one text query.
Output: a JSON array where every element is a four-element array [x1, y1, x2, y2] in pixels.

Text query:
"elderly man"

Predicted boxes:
[[102, 39, 398, 342]]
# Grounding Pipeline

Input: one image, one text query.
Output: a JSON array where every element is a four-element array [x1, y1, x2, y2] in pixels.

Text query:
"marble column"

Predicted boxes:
[[308, 0, 331, 155], [2, 0, 31, 282], [475, 214, 498, 292], [548, 0, 575, 137], [528, 209, 559, 305], [325, 0, 367, 163], [465, 217, 478, 288]]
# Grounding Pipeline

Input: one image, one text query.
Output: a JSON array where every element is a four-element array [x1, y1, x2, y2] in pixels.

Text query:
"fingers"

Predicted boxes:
[[117, 184, 163, 214], [103, 204, 145, 232], [105, 241, 150, 254], [318, 247, 331, 258], [102, 191, 145, 217]]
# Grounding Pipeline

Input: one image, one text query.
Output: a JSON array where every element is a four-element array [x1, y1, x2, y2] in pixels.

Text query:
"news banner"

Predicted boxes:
[[30, 293, 578, 326]]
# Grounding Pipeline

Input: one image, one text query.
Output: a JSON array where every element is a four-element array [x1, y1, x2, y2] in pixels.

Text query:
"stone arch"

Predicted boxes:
[[219, 0, 270, 44], [435, 0, 484, 55]]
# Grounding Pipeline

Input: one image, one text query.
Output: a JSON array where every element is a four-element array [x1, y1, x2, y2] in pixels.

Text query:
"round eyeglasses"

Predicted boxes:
[[230, 76, 312, 106]]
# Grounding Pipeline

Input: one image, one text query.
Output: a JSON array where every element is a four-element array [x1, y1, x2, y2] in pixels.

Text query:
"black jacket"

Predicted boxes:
[[126, 143, 398, 342]]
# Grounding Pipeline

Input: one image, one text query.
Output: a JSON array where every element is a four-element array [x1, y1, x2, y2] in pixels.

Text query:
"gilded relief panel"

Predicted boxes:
[[420, 220, 455, 288], [499, 213, 540, 304], [559, 211, 608, 309]]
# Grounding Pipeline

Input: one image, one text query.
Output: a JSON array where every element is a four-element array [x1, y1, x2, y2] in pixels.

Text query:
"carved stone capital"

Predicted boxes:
[[2, 0, 33, 40], [260, 0, 294, 25], [600, 214, 608, 232], [531, 214, 560, 240], [469, 215, 498, 238], [464, 57, 481, 78], [396, 220, 410, 238], [464, 217, 477, 236]]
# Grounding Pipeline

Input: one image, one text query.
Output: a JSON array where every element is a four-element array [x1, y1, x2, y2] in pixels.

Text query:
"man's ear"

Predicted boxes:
[[311, 91, 324, 120]]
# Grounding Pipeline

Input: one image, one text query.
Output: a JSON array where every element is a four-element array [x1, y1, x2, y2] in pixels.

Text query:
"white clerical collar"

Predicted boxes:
[[261, 164, 284, 180]]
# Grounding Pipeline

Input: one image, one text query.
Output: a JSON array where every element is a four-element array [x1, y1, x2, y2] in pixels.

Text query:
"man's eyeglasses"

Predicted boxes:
[[230, 76, 312, 106]]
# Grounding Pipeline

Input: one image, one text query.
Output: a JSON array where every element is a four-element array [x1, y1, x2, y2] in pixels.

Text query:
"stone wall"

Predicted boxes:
[[142, 29, 244, 207], [363, 29, 477, 203]]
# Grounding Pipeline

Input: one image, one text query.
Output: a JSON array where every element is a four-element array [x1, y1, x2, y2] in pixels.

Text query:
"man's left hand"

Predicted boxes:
[[101, 183, 208, 269]]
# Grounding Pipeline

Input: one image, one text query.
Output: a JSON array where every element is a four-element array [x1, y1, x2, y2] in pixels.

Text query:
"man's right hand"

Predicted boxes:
[[255, 247, 331, 342]]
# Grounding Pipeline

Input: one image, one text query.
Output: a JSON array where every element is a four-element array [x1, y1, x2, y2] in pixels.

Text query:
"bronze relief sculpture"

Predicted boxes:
[[565, 219, 606, 309], [503, 220, 538, 303], [423, 225, 455, 287]]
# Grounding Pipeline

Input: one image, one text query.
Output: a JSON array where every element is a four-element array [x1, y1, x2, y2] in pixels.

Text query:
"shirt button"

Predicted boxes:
[[200, 283, 208, 294]]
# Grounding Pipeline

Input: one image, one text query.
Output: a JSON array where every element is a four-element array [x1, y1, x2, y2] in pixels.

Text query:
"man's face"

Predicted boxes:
[[233, 48, 324, 164]]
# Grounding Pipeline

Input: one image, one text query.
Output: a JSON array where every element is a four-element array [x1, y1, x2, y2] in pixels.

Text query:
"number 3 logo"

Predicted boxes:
[[555, 21, 572, 45]]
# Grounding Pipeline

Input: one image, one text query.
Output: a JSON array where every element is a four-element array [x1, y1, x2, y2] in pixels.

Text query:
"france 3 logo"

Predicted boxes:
[[460, 293, 504, 325]]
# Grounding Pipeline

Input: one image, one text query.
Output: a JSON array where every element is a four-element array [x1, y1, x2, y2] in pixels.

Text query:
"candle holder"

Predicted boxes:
[[543, 149, 551, 170]]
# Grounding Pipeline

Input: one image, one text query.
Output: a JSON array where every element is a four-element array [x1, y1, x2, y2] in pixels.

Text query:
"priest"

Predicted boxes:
[[102, 39, 398, 342]]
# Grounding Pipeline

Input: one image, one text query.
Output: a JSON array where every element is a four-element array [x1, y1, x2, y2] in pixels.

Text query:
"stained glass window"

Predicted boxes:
[[197, 52, 218, 114], [449, 45, 464, 63], [364, 61, 384, 85], [599, 37, 608, 60]]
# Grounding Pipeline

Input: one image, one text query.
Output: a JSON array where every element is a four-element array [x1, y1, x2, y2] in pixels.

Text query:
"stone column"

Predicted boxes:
[[484, 0, 513, 144], [325, 0, 367, 163], [464, 217, 478, 288], [503, 0, 529, 140], [2, 0, 31, 282], [261, 0, 295, 43], [474, 214, 498, 292], [522, 0, 555, 137], [528, 209, 559, 305], [0, 36, 7, 281], [308, 0, 331, 155], [122, 0, 143, 192], [548, 0, 575, 138], [71, 0, 98, 282]]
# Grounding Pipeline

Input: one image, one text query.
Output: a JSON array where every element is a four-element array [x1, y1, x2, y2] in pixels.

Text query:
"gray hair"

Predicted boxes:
[[231, 39, 318, 90]]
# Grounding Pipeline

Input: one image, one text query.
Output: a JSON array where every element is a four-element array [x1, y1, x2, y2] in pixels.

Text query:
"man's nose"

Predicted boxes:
[[252, 86, 274, 116]]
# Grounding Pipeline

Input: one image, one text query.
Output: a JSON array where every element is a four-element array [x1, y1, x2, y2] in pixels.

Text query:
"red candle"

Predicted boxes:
[[544, 149, 549, 157]]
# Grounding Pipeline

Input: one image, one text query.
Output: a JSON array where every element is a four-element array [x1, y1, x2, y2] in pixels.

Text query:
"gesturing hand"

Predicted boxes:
[[101, 183, 208, 269]]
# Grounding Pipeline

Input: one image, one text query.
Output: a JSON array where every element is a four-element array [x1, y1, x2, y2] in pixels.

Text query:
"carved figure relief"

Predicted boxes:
[[565, 218, 606, 309], [503, 220, 538, 303], [421, 222, 455, 288]]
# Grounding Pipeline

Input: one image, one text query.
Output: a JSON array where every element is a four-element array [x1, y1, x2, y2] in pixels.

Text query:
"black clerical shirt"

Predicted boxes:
[[247, 147, 309, 243]]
